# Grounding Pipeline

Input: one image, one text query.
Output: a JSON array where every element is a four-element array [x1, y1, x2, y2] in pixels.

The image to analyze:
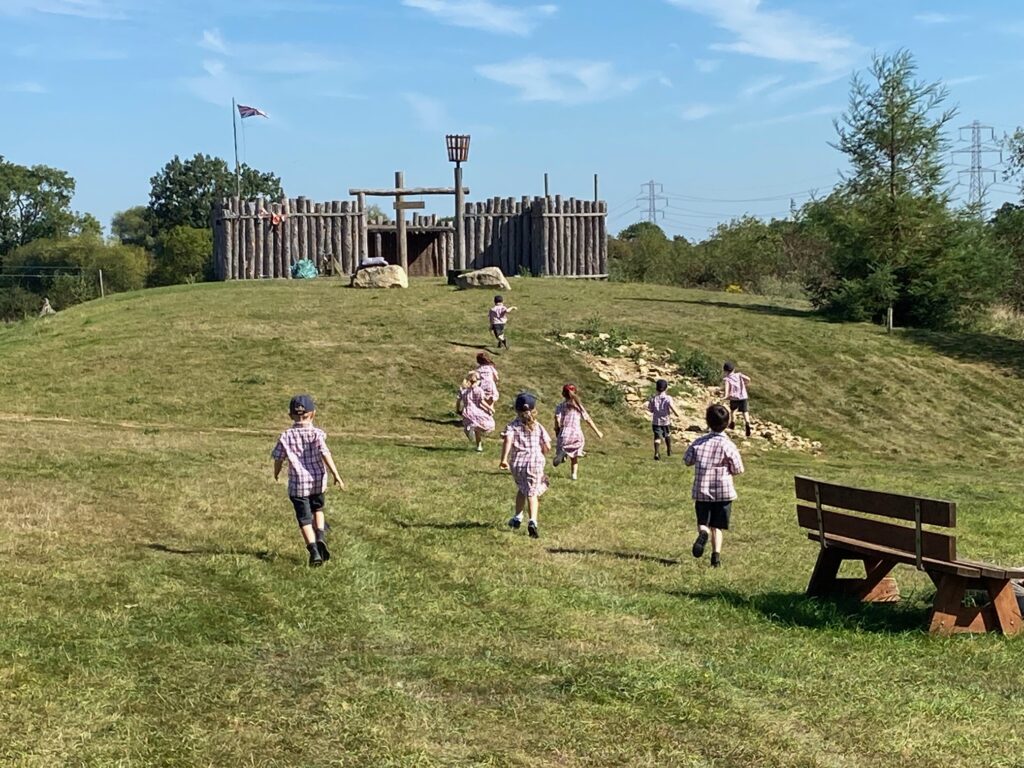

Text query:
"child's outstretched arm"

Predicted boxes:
[[273, 458, 285, 480], [584, 413, 603, 439], [323, 450, 345, 488], [498, 435, 512, 469]]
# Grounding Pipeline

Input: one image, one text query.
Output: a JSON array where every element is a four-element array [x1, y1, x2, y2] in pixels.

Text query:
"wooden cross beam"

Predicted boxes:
[[348, 186, 469, 196]]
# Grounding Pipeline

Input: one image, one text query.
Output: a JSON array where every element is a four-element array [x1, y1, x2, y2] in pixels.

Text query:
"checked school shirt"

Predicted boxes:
[[488, 305, 509, 327], [683, 432, 744, 502], [271, 422, 332, 497], [648, 393, 674, 426]]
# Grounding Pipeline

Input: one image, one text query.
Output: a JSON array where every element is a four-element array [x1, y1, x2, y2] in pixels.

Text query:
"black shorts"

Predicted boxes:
[[652, 424, 671, 439], [491, 323, 506, 336], [290, 493, 325, 526], [729, 399, 749, 413], [695, 501, 731, 530]]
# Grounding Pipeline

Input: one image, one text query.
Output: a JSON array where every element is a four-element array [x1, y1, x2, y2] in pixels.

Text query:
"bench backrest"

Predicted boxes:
[[794, 476, 958, 564]]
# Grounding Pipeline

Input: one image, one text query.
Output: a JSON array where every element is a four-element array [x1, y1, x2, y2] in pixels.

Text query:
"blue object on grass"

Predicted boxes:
[[290, 259, 318, 279]]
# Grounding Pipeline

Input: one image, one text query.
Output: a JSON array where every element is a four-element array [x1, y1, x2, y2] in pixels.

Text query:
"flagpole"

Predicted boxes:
[[232, 97, 241, 199]]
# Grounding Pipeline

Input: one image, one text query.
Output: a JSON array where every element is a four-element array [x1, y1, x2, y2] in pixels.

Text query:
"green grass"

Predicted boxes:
[[1, 278, 1023, 767]]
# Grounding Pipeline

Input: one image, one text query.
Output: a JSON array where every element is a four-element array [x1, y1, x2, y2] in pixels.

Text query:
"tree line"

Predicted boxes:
[[611, 50, 1024, 331]]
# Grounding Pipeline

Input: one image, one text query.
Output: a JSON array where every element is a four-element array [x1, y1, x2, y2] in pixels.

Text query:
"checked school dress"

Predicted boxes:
[[502, 418, 551, 497], [554, 402, 588, 459], [477, 363, 499, 402], [460, 384, 495, 433]]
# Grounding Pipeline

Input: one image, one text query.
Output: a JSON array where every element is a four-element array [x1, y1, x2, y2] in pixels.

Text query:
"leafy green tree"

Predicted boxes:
[[989, 203, 1024, 310], [0, 156, 78, 257], [111, 205, 156, 250], [148, 153, 283, 231], [805, 50, 994, 327], [151, 226, 213, 286]]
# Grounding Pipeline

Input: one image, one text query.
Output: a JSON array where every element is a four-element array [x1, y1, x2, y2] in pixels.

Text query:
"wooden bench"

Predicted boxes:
[[795, 476, 1024, 636]]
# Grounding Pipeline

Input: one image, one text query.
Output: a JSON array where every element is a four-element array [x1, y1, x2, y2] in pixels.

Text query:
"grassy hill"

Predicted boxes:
[[1, 278, 1023, 767]]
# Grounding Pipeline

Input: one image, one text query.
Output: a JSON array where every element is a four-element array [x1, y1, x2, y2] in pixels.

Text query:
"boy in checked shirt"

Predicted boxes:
[[489, 295, 517, 349], [272, 395, 345, 567], [683, 404, 744, 568]]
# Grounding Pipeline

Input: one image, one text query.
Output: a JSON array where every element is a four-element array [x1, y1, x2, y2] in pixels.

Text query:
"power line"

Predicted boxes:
[[636, 180, 667, 223]]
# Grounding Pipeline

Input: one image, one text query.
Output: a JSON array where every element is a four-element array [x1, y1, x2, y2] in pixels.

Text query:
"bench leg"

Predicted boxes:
[[987, 579, 1023, 636], [929, 574, 971, 635], [806, 547, 843, 598], [855, 557, 900, 603]]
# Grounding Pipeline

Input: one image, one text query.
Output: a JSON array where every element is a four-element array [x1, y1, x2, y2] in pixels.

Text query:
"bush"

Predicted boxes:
[[670, 349, 719, 385], [0, 286, 43, 322], [151, 226, 213, 286]]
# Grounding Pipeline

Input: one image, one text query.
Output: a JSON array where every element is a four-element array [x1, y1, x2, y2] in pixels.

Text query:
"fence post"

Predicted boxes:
[[98, 269, 105, 298]]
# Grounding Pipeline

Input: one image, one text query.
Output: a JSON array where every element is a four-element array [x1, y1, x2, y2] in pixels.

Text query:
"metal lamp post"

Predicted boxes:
[[446, 134, 471, 270]]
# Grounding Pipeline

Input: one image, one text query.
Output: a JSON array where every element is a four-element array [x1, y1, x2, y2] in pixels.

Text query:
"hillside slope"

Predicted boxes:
[[1, 279, 1022, 767]]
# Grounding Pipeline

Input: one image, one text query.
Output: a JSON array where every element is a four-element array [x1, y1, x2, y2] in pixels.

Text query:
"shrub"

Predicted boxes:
[[0, 286, 43, 322], [670, 349, 719, 385], [151, 226, 213, 286]]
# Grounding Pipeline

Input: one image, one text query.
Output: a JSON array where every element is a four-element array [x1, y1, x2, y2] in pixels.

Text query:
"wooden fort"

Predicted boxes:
[[212, 189, 608, 280]]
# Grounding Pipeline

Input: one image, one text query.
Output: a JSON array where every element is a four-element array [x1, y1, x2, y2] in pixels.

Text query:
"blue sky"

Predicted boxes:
[[1, 0, 1021, 240]]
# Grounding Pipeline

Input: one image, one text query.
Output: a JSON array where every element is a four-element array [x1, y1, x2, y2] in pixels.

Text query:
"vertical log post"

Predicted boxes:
[[395, 171, 408, 272]]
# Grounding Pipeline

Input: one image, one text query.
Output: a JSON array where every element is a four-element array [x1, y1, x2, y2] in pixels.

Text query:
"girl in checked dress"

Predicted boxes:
[[457, 372, 495, 452], [553, 384, 603, 481], [499, 393, 551, 539], [476, 352, 500, 404]]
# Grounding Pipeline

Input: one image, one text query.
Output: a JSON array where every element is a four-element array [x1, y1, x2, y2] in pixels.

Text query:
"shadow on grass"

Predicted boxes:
[[673, 588, 926, 634], [145, 543, 280, 562], [902, 327, 1024, 380], [392, 518, 492, 531], [623, 297, 814, 320], [447, 340, 491, 351], [397, 443, 473, 453], [548, 547, 680, 566], [410, 416, 464, 427]]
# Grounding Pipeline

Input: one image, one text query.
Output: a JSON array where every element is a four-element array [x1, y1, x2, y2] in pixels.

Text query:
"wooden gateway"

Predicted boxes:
[[794, 476, 1024, 635]]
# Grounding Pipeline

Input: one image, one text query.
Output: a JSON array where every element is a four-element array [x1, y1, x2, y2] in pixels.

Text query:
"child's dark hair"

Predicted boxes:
[[656, 378, 668, 392], [476, 352, 494, 366], [723, 361, 735, 373], [706, 404, 730, 432], [494, 295, 503, 304]]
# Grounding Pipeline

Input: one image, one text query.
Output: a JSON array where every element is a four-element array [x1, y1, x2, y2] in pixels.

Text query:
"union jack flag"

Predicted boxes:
[[237, 104, 268, 119]]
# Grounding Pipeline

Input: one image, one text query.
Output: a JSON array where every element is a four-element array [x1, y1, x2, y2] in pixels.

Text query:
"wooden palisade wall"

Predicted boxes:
[[213, 195, 607, 280]]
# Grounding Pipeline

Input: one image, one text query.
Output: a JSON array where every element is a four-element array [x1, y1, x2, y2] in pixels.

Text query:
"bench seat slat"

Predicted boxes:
[[795, 476, 956, 527], [797, 504, 956, 561], [805, 532, 991, 579]]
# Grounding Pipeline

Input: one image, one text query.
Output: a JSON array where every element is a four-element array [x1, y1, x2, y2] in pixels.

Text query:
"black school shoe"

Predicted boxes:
[[317, 539, 331, 562], [527, 520, 539, 539], [710, 552, 721, 568], [307, 544, 323, 567], [692, 531, 709, 558]]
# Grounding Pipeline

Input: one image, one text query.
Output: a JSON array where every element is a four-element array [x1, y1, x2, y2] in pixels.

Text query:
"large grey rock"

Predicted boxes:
[[455, 267, 510, 291], [350, 265, 408, 289]]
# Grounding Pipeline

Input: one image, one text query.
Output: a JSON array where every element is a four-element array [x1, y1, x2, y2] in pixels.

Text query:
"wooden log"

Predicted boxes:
[[507, 198, 517, 277], [374, 231, 383, 260], [282, 199, 293, 276], [348, 186, 469, 196], [564, 199, 573, 276], [215, 204, 226, 280], [469, 202, 479, 268], [479, 198, 490, 267], [598, 202, 608, 274], [520, 195, 531, 275], [228, 198, 237, 279], [294, 197, 306, 268], [574, 199, 584, 275], [340, 202, 352, 275], [241, 200, 253, 279], [262, 199, 273, 278], [270, 201, 280, 278], [253, 199, 265, 278], [588, 200, 597, 275]]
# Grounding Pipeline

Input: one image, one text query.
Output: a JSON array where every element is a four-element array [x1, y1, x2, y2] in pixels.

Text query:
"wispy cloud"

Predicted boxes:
[[740, 74, 784, 98], [680, 103, 720, 121], [914, 12, 965, 24], [763, 73, 846, 103], [2, 81, 48, 93], [403, 92, 450, 132], [945, 74, 984, 86], [694, 58, 721, 73], [666, 0, 858, 70], [12, 41, 128, 60], [0, 0, 127, 19], [200, 28, 229, 55], [402, 0, 557, 36], [734, 104, 841, 130], [183, 59, 244, 107], [477, 57, 643, 104]]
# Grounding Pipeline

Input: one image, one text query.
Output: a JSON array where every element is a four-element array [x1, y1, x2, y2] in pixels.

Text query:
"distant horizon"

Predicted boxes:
[[1, 0, 1020, 240]]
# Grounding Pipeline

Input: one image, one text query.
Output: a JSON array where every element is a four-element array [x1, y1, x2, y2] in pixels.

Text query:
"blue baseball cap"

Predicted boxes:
[[514, 392, 536, 411], [289, 394, 316, 415]]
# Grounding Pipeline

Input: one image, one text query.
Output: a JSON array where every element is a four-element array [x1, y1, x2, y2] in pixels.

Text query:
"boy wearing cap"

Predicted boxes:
[[684, 404, 744, 568], [648, 379, 682, 461], [499, 392, 551, 538], [272, 394, 345, 567], [489, 295, 517, 349]]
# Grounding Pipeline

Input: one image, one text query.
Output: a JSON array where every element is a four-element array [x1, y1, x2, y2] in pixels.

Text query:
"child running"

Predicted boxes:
[[499, 393, 551, 539], [683, 404, 744, 568], [271, 394, 345, 567], [648, 378, 682, 461], [475, 352, 500, 404], [457, 371, 495, 452], [553, 383, 603, 481], [488, 295, 517, 349], [722, 361, 753, 438]]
